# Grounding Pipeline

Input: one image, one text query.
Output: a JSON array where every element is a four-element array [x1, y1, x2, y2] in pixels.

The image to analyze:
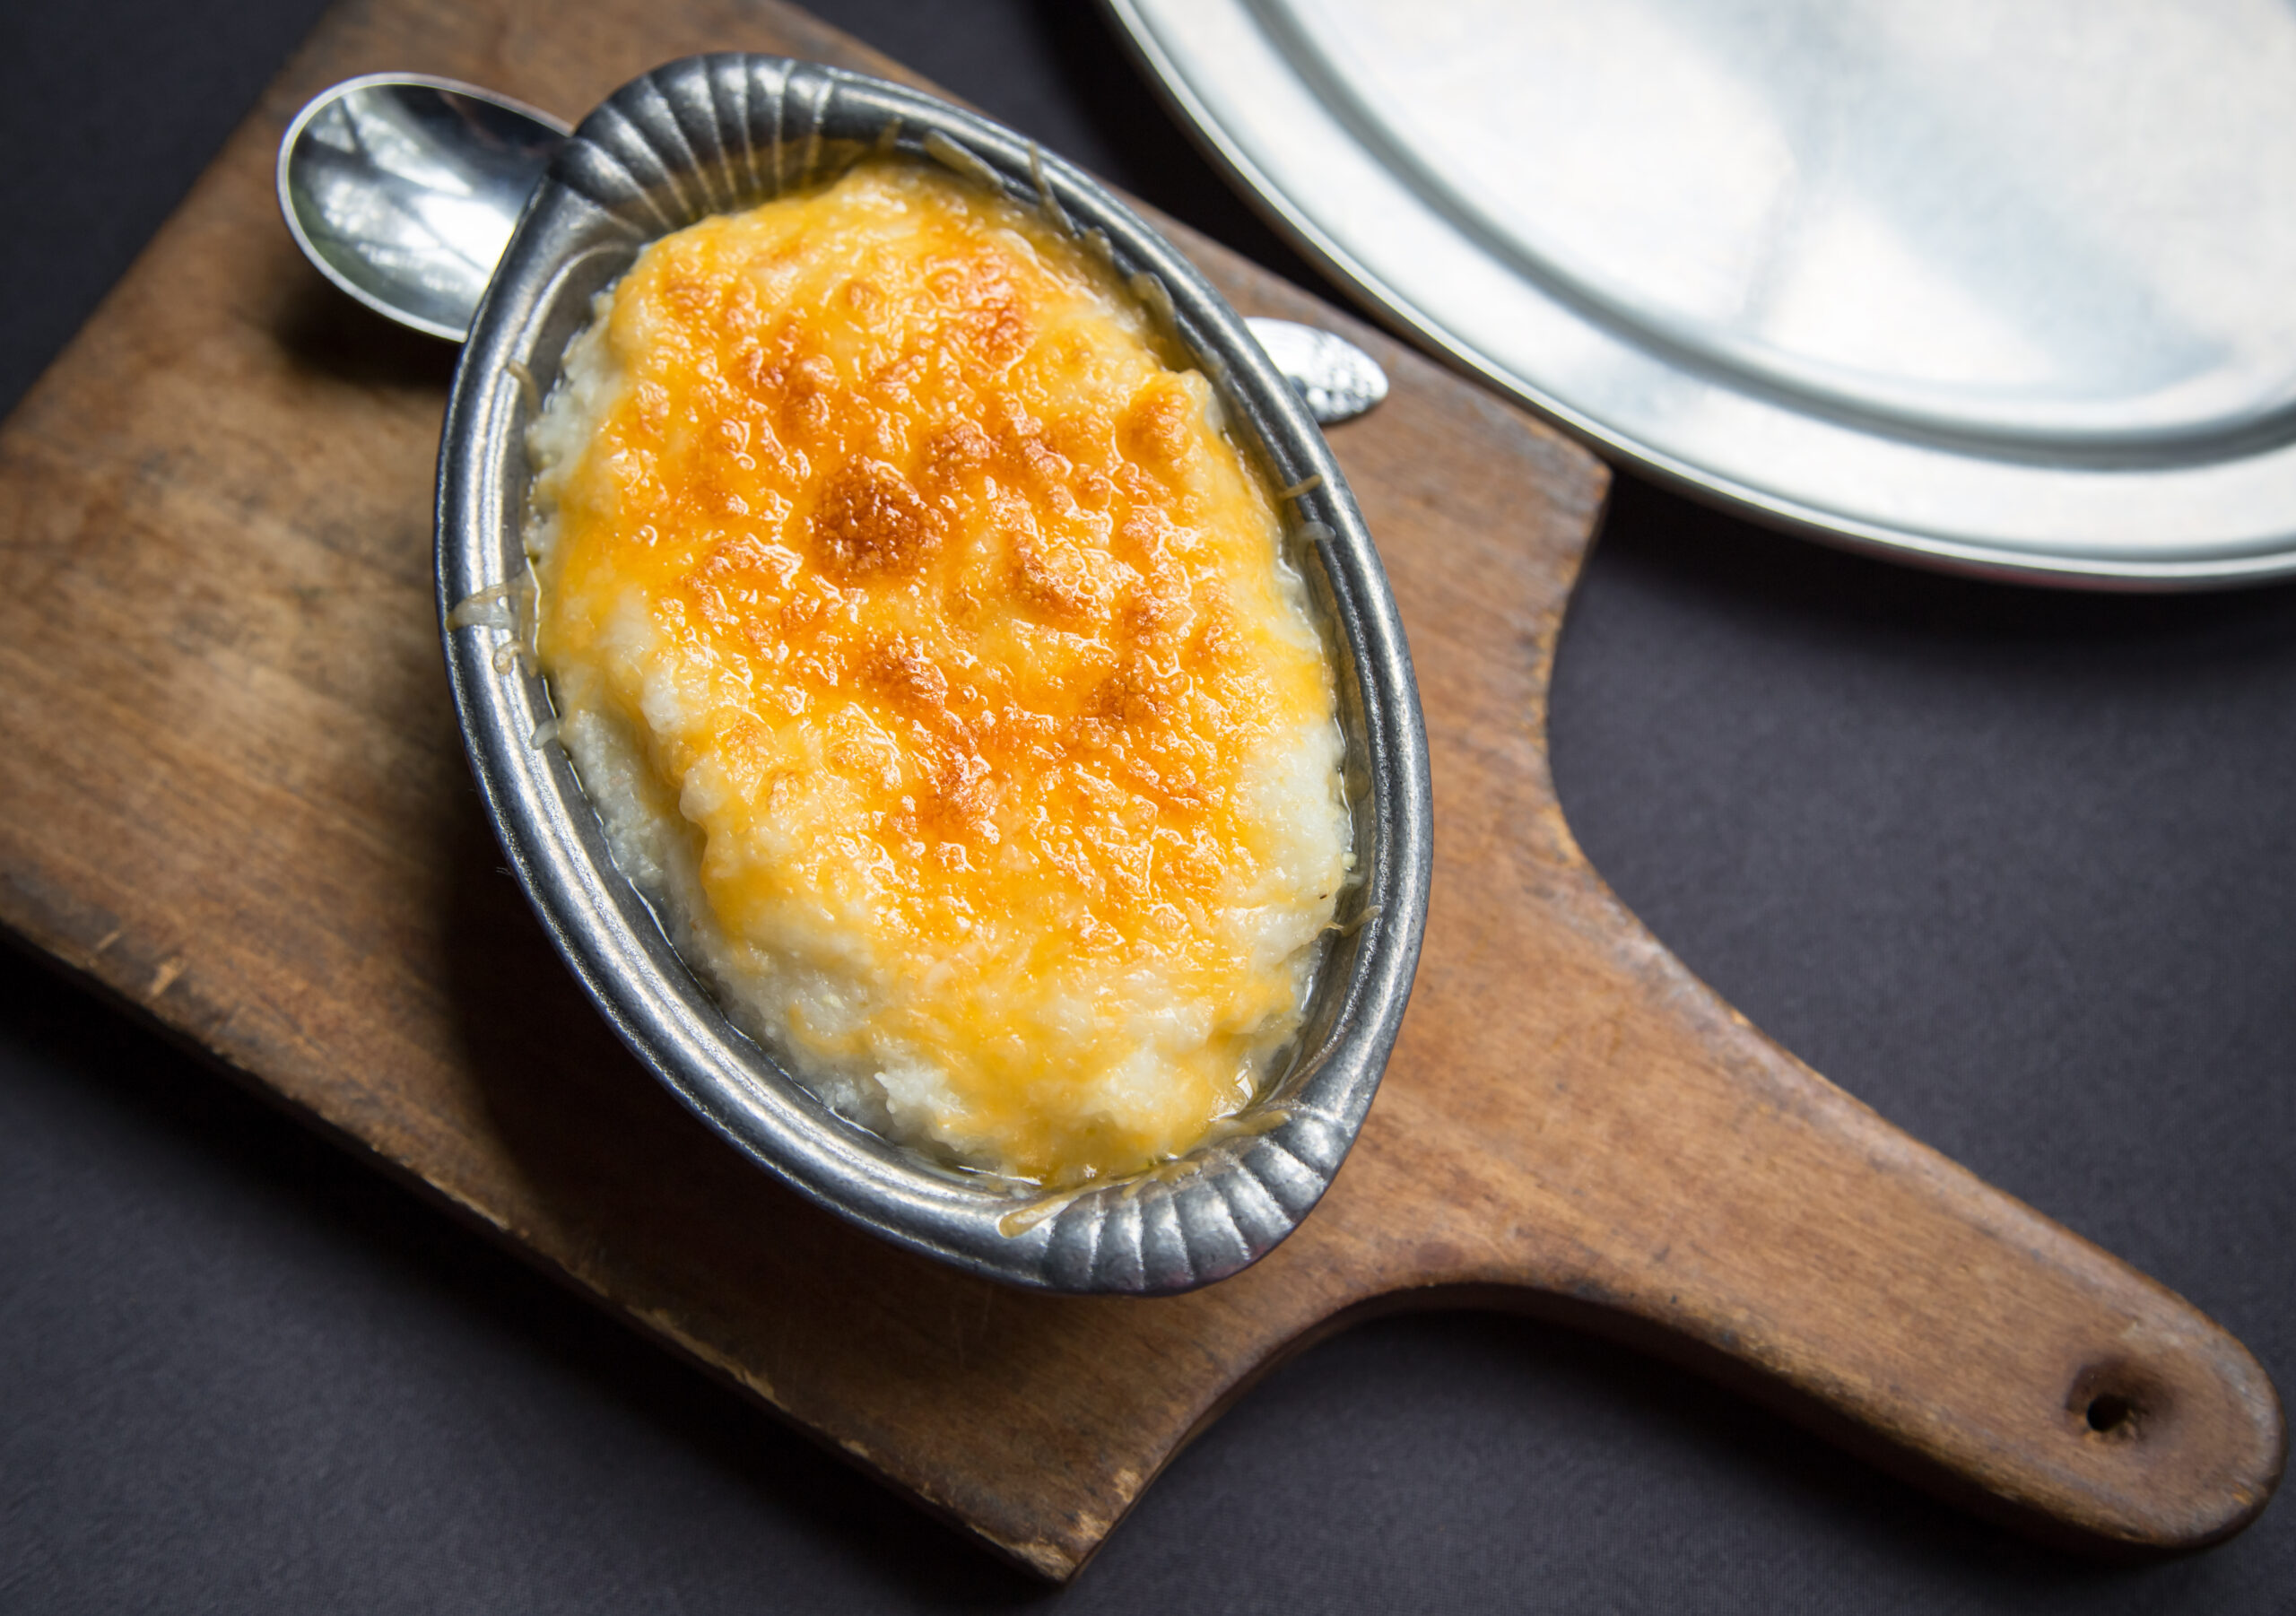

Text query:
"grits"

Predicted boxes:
[[526, 160, 1348, 1186]]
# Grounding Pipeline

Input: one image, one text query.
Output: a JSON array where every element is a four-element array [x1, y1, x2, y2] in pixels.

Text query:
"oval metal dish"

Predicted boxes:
[[435, 55, 1432, 1295]]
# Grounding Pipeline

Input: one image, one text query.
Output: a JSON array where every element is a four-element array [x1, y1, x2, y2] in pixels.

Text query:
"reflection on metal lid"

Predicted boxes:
[[1110, 0, 2296, 586]]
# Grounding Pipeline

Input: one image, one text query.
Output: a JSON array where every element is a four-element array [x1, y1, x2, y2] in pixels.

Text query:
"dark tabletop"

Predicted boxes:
[[4, 3, 2292, 1611]]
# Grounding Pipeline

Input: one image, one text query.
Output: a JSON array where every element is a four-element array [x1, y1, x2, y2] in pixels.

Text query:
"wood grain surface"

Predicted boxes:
[[0, 0, 2280, 1580]]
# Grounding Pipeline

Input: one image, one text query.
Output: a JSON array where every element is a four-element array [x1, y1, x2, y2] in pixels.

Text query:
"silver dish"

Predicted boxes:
[[436, 55, 1431, 1294], [1109, 0, 2296, 587]]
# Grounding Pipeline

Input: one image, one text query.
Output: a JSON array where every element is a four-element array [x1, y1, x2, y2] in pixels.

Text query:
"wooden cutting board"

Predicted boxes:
[[0, 0, 2280, 1579]]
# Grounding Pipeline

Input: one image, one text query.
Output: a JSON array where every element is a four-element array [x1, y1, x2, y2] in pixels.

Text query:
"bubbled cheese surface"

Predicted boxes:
[[528, 160, 1348, 1185]]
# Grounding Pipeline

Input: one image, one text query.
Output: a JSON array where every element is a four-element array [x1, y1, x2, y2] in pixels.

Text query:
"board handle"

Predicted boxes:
[[1352, 866, 2285, 1553]]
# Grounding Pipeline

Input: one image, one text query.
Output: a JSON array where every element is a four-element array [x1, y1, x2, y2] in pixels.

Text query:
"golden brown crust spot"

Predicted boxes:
[[926, 256, 1033, 369], [781, 352, 839, 443], [1011, 528, 1114, 624], [681, 534, 795, 635], [811, 458, 940, 581], [1118, 383, 1193, 476], [864, 634, 951, 716], [918, 421, 994, 495]]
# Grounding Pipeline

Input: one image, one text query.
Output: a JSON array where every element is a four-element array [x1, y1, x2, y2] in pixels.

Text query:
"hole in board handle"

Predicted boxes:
[[2066, 1359, 2166, 1446], [2086, 1393, 2138, 1436]]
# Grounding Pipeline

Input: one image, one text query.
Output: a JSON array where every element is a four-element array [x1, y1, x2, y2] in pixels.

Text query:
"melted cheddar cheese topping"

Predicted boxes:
[[530, 161, 1347, 1185]]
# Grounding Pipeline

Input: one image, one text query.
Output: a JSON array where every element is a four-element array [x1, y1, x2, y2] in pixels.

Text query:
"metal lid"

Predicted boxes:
[[1109, 0, 2296, 586]]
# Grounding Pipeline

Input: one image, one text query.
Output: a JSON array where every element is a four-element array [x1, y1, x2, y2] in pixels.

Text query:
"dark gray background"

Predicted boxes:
[[3, 3, 2292, 1611]]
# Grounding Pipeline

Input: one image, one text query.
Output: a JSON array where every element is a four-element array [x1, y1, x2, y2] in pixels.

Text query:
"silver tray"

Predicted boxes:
[[1109, 0, 2296, 587], [436, 55, 1431, 1295]]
